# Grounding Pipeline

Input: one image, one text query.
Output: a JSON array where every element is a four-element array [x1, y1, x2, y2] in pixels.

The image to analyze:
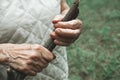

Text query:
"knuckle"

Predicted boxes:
[[20, 66, 28, 71], [76, 19, 83, 28], [49, 54, 56, 61], [33, 44, 42, 49], [43, 52, 54, 61], [76, 19, 82, 24], [29, 52, 38, 59], [48, 55, 54, 60], [68, 22, 75, 28], [30, 44, 41, 50], [71, 23, 75, 29], [23, 66, 29, 70], [29, 71, 37, 76], [21, 62, 29, 70]]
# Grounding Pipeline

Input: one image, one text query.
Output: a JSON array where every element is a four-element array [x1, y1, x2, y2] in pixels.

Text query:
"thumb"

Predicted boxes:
[[52, 15, 64, 24]]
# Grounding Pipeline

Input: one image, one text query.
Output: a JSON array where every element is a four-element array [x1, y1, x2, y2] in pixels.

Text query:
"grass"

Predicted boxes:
[[66, 0, 120, 80]]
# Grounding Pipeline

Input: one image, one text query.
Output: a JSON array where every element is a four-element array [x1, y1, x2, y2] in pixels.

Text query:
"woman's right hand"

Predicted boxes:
[[0, 44, 55, 76]]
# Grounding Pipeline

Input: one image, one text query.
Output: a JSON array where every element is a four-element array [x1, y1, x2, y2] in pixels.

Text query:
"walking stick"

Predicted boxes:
[[7, 0, 80, 80]]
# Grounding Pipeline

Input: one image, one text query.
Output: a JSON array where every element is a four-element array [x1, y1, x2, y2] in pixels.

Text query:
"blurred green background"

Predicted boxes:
[[66, 0, 120, 80]]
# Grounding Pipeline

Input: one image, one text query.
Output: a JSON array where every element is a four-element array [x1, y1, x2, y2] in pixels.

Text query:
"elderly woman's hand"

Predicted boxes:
[[0, 44, 55, 76], [51, 15, 82, 46]]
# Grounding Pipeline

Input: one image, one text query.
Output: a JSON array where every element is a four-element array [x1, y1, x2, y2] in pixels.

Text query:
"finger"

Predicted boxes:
[[54, 40, 71, 46], [50, 32, 75, 43], [41, 51, 56, 62], [26, 60, 40, 72], [33, 58, 48, 70], [9, 62, 22, 71], [29, 60, 48, 72], [20, 59, 42, 73], [19, 65, 36, 76], [37, 61, 48, 69], [39, 57, 48, 64], [54, 19, 82, 29], [55, 28, 80, 38], [9, 60, 37, 76], [29, 63, 42, 72], [52, 15, 64, 24]]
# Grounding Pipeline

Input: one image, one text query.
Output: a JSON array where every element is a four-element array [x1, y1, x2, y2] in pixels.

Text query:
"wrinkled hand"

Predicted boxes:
[[51, 15, 82, 46], [0, 44, 55, 76]]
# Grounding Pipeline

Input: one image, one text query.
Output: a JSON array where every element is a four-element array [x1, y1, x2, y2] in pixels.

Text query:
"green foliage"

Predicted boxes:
[[66, 0, 120, 80]]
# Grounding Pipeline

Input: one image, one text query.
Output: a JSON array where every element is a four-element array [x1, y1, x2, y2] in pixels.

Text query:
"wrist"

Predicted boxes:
[[0, 44, 12, 65], [0, 49, 9, 65]]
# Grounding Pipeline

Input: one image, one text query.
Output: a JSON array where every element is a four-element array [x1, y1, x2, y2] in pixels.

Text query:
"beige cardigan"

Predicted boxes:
[[0, 0, 68, 80]]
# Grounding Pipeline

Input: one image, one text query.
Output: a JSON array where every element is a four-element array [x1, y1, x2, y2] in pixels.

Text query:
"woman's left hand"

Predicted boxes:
[[51, 15, 82, 46]]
